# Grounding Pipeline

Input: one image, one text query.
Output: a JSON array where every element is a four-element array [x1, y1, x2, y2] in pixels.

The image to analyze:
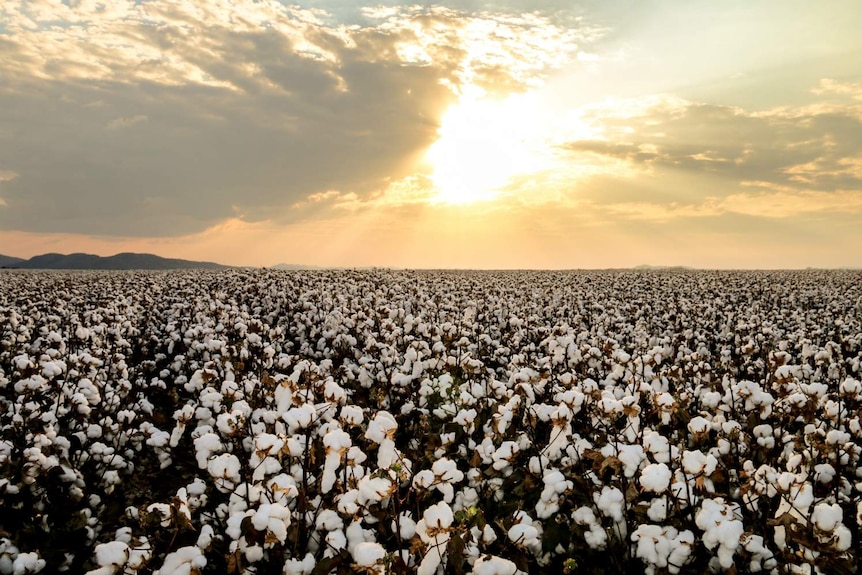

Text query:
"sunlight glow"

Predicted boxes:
[[425, 92, 550, 205]]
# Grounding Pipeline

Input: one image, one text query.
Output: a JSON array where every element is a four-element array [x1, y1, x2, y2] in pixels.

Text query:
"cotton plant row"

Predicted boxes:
[[0, 270, 861, 574]]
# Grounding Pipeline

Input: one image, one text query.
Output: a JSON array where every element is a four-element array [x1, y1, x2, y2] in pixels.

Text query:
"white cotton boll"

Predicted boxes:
[[337, 490, 360, 516], [688, 416, 710, 435], [647, 497, 668, 522], [353, 542, 386, 567], [154, 546, 206, 575], [193, 433, 223, 469], [545, 420, 572, 461], [207, 453, 242, 492], [572, 506, 597, 526], [420, 502, 454, 535], [146, 503, 173, 527], [413, 470, 435, 490], [283, 404, 316, 433], [11, 552, 45, 575], [254, 433, 284, 457], [377, 439, 399, 469], [245, 546, 264, 563], [535, 469, 572, 519], [507, 524, 539, 550], [224, 511, 254, 541], [365, 411, 398, 444], [94, 541, 129, 569], [695, 499, 743, 570], [632, 525, 665, 570], [584, 524, 608, 550], [283, 553, 315, 575], [643, 430, 671, 463], [358, 476, 394, 505], [325, 530, 347, 555], [682, 450, 716, 476], [340, 405, 364, 426], [471, 555, 519, 575], [393, 513, 417, 539], [321, 428, 352, 493], [701, 390, 721, 409], [316, 510, 343, 532], [454, 409, 477, 427], [617, 444, 646, 478], [492, 441, 519, 472], [785, 453, 803, 472], [346, 519, 375, 555], [197, 525, 215, 549], [432, 458, 465, 484], [417, 539, 444, 575], [811, 503, 842, 533], [740, 533, 775, 572], [833, 525, 852, 551], [251, 503, 291, 545], [826, 429, 850, 445], [594, 486, 625, 522], [324, 378, 346, 404], [640, 463, 672, 493]]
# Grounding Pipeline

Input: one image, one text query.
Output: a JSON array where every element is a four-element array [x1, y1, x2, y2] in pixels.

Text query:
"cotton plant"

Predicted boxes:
[[2, 269, 862, 574]]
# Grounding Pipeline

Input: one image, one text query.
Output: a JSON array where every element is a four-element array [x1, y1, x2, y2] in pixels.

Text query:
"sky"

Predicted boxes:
[[1, 0, 861, 269]]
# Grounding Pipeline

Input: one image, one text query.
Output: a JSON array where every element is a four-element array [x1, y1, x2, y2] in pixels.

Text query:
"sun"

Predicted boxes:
[[425, 92, 549, 205]]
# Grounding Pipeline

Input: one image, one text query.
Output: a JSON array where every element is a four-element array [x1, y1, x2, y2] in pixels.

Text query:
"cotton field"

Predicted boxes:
[[1, 269, 861, 575]]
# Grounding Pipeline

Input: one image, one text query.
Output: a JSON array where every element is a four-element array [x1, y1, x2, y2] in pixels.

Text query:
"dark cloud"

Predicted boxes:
[[561, 100, 862, 199], [0, 1, 586, 236], [0, 12, 454, 235]]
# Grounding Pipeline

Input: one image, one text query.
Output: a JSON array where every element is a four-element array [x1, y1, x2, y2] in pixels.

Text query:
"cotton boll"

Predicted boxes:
[[340, 405, 364, 426], [11, 552, 46, 575], [92, 541, 129, 571], [695, 499, 743, 570], [207, 453, 242, 492], [471, 555, 520, 575], [316, 510, 343, 532], [245, 545, 264, 563], [365, 411, 398, 444], [193, 433, 223, 469], [320, 428, 352, 494], [393, 512, 417, 540], [325, 530, 347, 556], [507, 524, 540, 550], [154, 546, 205, 575], [283, 553, 315, 575], [643, 430, 671, 463], [594, 486, 625, 522], [492, 441, 519, 472], [812, 503, 843, 533], [251, 503, 291, 546], [197, 525, 215, 550], [647, 498, 668, 522], [352, 542, 386, 567], [640, 463, 672, 493]]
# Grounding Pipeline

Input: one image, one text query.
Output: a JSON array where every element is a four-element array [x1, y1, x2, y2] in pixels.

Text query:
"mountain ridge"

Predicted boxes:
[[2, 252, 228, 270], [0, 254, 25, 267]]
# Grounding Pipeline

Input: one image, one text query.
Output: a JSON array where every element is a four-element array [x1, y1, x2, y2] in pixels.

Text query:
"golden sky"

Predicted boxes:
[[1, 0, 861, 268]]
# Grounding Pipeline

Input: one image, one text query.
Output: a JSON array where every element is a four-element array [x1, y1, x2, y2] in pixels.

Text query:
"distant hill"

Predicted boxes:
[[7, 252, 228, 270], [0, 254, 25, 267], [633, 264, 695, 271], [271, 263, 325, 270]]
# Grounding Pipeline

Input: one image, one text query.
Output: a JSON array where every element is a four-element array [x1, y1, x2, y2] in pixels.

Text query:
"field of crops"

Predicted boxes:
[[1, 269, 861, 575]]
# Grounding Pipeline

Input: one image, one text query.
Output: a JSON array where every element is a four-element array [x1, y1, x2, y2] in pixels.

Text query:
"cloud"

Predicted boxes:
[[556, 89, 862, 209], [0, 0, 592, 236], [812, 78, 862, 100], [107, 115, 148, 130]]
